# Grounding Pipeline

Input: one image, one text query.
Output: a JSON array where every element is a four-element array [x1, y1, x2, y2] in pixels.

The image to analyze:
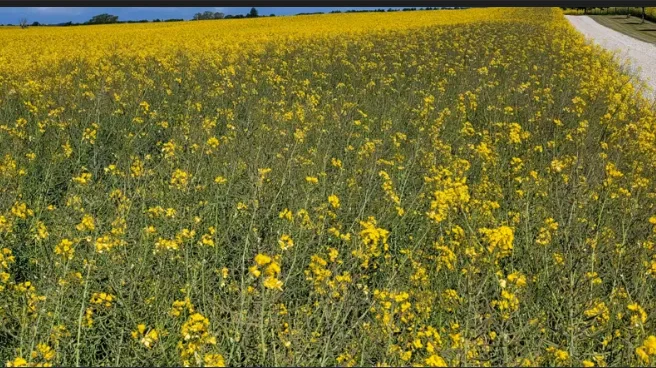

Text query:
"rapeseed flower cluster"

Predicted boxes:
[[1, 6, 656, 366]]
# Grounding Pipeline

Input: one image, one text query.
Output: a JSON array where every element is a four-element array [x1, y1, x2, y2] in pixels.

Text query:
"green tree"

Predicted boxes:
[[88, 13, 119, 24]]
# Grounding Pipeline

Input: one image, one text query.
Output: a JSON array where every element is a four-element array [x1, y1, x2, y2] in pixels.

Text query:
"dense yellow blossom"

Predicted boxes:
[[1, 6, 655, 367]]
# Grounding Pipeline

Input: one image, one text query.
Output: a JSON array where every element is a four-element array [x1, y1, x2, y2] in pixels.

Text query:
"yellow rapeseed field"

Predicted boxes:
[[1, 7, 656, 367]]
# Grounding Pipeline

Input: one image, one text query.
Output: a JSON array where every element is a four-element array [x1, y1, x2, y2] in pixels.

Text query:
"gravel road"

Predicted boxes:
[[566, 15, 656, 101]]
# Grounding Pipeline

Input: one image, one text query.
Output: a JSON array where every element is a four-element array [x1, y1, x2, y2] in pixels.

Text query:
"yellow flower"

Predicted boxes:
[[425, 354, 447, 367], [34, 221, 49, 240], [328, 248, 339, 262], [254, 253, 272, 266], [249, 265, 261, 278], [507, 272, 526, 287], [62, 142, 73, 157], [203, 354, 225, 367], [90, 292, 115, 308], [644, 335, 656, 354], [547, 347, 569, 363], [258, 168, 272, 183], [170, 169, 190, 190], [132, 323, 147, 339], [637, 346, 650, 364], [328, 194, 340, 209], [179, 312, 217, 365], [96, 235, 119, 253], [6, 357, 28, 367], [265, 262, 281, 277], [206, 136, 220, 149], [76, 214, 95, 232], [278, 234, 294, 251], [628, 303, 647, 326], [72, 172, 92, 185], [263, 276, 283, 290], [480, 226, 514, 258], [54, 239, 75, 260], [279, 208, 293, 221], [555, 349, 569, 362], [11, 202, 34, 219], [162, 140, 177, 158], [132, 324, 159, 348], [636, 335, 656, 363]]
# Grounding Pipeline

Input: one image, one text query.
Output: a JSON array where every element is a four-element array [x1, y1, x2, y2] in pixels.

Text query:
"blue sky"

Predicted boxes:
[[0, 7, 406, 24]]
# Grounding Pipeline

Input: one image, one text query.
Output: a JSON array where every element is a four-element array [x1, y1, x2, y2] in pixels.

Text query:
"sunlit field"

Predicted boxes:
[[1, 7, 656, 367]]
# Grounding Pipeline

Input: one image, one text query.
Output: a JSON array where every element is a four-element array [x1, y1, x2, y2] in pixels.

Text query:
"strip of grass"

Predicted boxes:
[[589, 15, 656, 44]]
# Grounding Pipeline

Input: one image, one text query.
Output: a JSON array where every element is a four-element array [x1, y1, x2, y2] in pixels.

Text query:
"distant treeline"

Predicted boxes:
[[6, 14, 186, 27], [562, 7, 654, 23], [322, 7, 465, 15], [6, 8, 266, 27], [5, 7, 468, 27], [191, 8, 275, 20]]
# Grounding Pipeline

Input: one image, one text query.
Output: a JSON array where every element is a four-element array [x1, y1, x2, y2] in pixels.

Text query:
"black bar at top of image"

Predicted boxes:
[[0, 0, 655, 6]]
